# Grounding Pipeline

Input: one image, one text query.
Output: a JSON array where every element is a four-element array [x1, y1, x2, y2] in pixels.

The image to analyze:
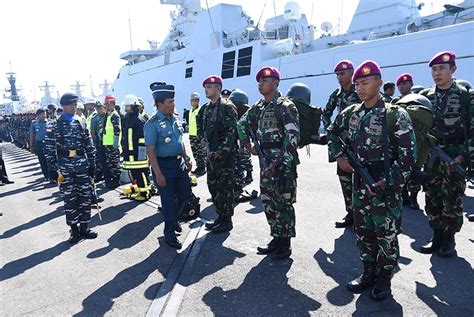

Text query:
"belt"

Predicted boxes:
[[157, 155, 183, 160], [58, 148, 85, 157]]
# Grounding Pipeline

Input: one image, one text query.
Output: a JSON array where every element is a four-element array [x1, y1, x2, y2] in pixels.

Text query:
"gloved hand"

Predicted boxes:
[[113, 135, 120, 149]]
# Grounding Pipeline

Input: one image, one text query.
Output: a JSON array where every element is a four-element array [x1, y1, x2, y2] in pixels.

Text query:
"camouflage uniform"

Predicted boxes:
[[421, 82, 473, 233], [233, 101, 252, 195], [189, 106, 207, 172], [199, 97, 238, 218], [44, 117, 59, 181], [102, 111, 122, 187], [47, 114, 96, 226], [327, 98, 416, 270], [238, 92, 300, 238], [322, 85, 361, 215]]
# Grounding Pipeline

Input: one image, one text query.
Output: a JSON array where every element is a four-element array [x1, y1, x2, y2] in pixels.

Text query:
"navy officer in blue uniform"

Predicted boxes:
[[29, 108, 50, 181], [144, 83, 193, 249]]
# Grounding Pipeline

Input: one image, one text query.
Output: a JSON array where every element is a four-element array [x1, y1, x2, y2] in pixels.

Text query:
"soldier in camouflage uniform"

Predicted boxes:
[[229, 88, 253, 200], [188, 92, 206, 176], [392, 73, 421, 209], [327, 61, 416, 301], [419, 51, 473, 258], [322, 60, 361, 228], [382, 81, 395, 103], [238, 66, 300, 260], [199, 75, 238, 234], [48, 93, 98, 243]]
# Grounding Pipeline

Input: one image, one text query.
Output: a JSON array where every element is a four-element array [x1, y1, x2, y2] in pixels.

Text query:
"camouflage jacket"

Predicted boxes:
[[421, 82, 473, 162], [45, 114, 95, 173], [322, 84, 361, 130], [327, 98, 416, 189], [199, 97, 238, 158], [237, 92, 300, 168]]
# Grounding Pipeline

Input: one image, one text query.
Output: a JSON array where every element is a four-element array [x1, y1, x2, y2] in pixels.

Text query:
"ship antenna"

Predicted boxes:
[[205, 0, 216, 35], [128, 10, 134, 50], [256, 2, 267, 29], [89, 75, 95, 97], [272, 0, 277, 17]]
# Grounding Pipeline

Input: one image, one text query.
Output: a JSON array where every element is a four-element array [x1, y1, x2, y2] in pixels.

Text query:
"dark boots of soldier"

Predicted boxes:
[[79, 223, 98, 239], [420, 230, 443, 254], [257, 237, 280, 255], [408, 192, 420, 210], [243, 172, 253, 185], [335, 213, 354, 228], [347, 262, 376, 293], [438, 230, 457, 258], [69, 224, 81, 244], [370, 268, 393, 301], [272, 237, 292, 260], [211, 216, 233, 234], [205, 215, 222, 230], [468, 214, 474, 222], [402, 188, 409, 206], [192, 167, 206, 176]]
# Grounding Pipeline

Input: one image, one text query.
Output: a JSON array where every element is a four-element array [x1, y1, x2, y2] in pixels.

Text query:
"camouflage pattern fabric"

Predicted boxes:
[[200, 97, 238, 217], [338, 174, 353, 213], [189, 135, 206, 171], [103, 146, 121, 185], [238, 92, 300, 238], [327, 98, 416, 270], [234, 150, 252, 195], [421, 82, 473, 232], [48, 114, 96, 226], [322, 84, 361, 130]]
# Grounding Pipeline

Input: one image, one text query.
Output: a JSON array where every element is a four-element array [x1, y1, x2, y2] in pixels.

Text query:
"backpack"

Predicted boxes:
[[387, 102, 436, 168], [276, 97, 323, 147]]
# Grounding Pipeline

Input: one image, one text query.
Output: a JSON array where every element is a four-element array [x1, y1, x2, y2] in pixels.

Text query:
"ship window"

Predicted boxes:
[[237, 47, 252, 77], [221, 51, 236, 79], [185, 67, 193, 78], [186, 60, 194, 64]]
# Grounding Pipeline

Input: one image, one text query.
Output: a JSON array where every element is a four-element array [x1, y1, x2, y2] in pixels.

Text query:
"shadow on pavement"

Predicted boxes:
[[202, 258, 321, 316], [0, 241, 73, 282]]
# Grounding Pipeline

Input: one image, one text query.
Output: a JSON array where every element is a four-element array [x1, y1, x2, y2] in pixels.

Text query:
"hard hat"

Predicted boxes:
[[229, 89, 249, 105], [286, 83, 311, 105], [76, 102, 85, 110], [121, 94, 139, 106], [190, 92, 200, 100]]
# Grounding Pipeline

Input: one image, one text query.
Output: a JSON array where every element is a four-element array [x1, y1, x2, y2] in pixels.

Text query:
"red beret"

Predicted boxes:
[[396, 73, 413, 86], [429, 51, 456, 67], [256, 66, 280, 82], [104, 95, 116, 104], [202, 75, 223, 87], [334, 60, 354, 73], [352, 60, 382, 82]]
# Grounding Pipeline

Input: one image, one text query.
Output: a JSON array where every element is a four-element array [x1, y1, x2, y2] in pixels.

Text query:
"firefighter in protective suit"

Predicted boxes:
[[121, 94, 151, 201]]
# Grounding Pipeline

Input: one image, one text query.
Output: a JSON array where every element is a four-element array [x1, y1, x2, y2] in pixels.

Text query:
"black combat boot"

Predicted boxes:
[[438, 230, 457, 258], [335, 213, 354, 228], [408, 192, 420, 210], [468, 214, 474, 222], [257, 237, 280, 255], [69, 224, 81, 244], [79, 223, 98, 239], [370, 268, 393, 301], [243, 172, 253, 185], [347, 262, 376, 293], [175, 222, 182, 233], [211, 216, 233, 234], [420, 230, 443, 254], [272, 237, 292, 260], [402, 188, 409, 206], [205, 215, 222, 231]]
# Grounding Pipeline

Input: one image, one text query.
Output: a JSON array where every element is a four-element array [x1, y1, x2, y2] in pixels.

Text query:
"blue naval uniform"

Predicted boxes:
[[144, 110, 192, 240], [29, 119, 49, 179], [49, 113, 96, 226]]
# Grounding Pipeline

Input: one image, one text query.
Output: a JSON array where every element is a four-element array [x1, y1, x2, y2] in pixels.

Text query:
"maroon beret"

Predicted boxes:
[[429, 51, 456, 67], [334, 60, 354, 73], [396, 73, 413, 86], [202, 75, 223, 87], [256, 66, 280, 82], [352, 60, 382, 82]]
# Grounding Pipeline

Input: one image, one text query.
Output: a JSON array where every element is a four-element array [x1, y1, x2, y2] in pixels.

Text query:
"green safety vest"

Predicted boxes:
[[86, 110, 97, 131], [103, 112, 121, 146], [189, 106, 200, 136]]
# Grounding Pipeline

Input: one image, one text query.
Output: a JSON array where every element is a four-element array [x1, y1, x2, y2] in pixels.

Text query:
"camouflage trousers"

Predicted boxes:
[[260, 165, 297, 238], [207, 158, 234, 217], [59, 167, 93, 226], [402, 178, 421, 198], [353, 175, 401, 270], [234, 151, 252, 194], [103, 146, 121, 185], [189, 135, 206, 170], [338, 174, 353, 214], [425, 162, 465, 232]]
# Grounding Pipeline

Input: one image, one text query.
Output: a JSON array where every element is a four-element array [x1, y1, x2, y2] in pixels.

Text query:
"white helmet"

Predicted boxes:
[[76, 102, 85, 110], [190, 92, 200, 100], [121, 94, 139, 106], [83, 96, 97, 105]]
